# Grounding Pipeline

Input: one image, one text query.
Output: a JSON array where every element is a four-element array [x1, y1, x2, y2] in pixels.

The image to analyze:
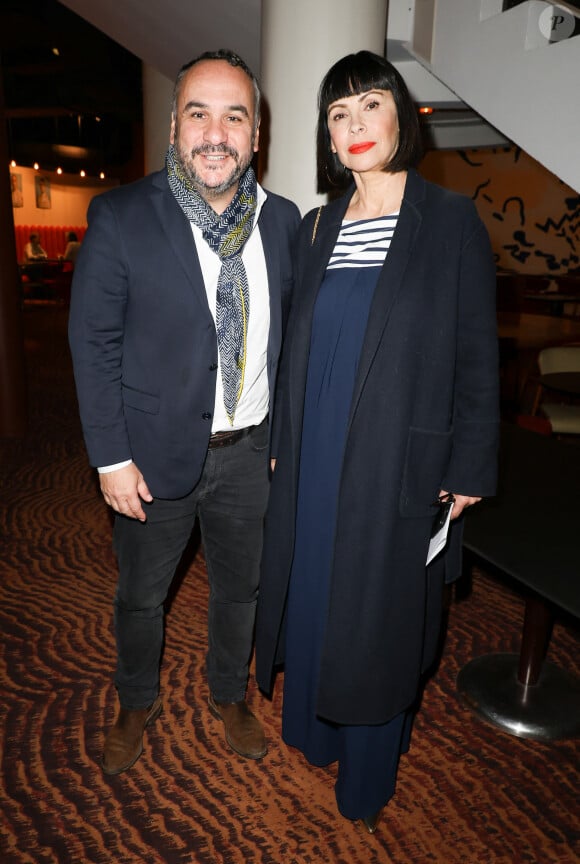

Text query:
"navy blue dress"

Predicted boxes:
[[282, 250, 413, 821]]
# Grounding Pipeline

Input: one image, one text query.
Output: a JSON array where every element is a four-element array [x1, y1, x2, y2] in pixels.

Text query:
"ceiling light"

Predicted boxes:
[[80, 170, 86, 177]]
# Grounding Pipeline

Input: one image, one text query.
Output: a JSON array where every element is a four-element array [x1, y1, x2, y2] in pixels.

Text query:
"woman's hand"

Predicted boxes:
[[439, 490, 481, 519]]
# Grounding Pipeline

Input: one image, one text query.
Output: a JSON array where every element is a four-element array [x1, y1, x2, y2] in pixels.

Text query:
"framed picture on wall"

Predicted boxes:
[[11, 173, 23, 208], [35, 176, 51, 209]]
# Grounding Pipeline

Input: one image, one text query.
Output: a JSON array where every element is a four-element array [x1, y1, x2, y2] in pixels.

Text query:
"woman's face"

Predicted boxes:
[[327, 89, 399, 174]]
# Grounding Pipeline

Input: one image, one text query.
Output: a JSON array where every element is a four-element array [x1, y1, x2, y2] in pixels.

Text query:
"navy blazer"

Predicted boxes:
[[68, 169, 300, 499]]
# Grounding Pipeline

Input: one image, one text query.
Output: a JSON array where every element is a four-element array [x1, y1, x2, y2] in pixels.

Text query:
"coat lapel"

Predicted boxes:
[[148, 171, 208, 307], [348, 170, 425, 421], [257, 200, 282, 371]]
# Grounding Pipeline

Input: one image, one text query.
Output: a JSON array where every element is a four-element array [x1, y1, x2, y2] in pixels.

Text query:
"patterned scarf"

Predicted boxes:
[[166, 144, 258, 424]]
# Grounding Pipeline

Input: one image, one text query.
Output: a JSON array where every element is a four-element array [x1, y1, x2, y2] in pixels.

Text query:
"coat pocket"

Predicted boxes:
[[399, 426, 453, 517], [122, 383, 160, 415]]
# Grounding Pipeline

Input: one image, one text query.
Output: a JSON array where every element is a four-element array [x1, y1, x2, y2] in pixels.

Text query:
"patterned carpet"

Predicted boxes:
[[1, 304, 579, 864]]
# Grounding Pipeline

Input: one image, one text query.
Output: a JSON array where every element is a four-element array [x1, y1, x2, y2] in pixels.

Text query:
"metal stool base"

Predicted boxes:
[[457, 653, 580, 742]]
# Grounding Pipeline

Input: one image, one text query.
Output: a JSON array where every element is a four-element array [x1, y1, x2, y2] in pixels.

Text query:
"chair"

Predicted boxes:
[[532, 346, 580, 434]]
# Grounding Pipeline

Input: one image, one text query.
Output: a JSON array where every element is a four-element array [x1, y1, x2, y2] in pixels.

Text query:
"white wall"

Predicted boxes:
[[143, 64, 174, 174]]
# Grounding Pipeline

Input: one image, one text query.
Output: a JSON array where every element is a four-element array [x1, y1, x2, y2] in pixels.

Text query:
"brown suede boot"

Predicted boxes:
[[208, 695, 267, 760], [102, 696, 163, 775]]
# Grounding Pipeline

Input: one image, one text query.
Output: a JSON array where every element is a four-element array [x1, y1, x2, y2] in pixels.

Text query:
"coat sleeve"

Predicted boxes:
[[441, 208, 500, 497], [269, 207, 319, 458], [68, 194, 132, 468]]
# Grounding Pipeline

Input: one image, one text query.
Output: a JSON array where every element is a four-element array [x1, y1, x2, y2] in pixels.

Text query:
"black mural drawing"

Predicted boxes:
[[457, 148, 579, 274]]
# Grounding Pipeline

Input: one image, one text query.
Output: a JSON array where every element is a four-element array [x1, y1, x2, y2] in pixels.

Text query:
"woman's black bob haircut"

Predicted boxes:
[[317, 50, 422, 192]]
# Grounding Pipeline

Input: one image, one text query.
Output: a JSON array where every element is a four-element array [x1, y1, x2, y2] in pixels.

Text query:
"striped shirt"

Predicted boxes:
[[327, 215, 399, 270]]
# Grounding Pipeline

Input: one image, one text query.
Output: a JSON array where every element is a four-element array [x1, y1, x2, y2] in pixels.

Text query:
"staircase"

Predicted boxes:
[[400, 0, 580, 192]]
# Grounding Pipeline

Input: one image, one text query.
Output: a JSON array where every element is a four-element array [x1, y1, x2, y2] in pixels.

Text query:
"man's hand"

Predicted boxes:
[[100, 463, 153, 522]]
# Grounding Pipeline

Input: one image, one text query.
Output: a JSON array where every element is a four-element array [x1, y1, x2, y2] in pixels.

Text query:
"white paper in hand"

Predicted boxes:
[[426, 499, 454, 565]]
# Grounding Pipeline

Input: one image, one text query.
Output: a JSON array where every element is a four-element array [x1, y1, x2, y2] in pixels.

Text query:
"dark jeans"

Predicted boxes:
[[112, 420, 270, 709]]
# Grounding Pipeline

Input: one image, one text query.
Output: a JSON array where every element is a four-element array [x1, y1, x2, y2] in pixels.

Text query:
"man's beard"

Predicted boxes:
[[174, 140, 254, 203]]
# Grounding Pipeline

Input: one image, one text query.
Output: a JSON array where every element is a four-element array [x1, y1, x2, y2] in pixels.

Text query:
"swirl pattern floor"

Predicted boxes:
[[1, 305, 578, 864]]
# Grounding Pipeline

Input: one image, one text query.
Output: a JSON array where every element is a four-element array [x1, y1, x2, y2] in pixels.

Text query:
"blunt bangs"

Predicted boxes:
[[319, 54, 392, 116], [317, 51, 422, 192]]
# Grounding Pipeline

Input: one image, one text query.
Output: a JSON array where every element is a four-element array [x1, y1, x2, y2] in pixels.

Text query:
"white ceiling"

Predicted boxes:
[[59, 0, 262, 81]]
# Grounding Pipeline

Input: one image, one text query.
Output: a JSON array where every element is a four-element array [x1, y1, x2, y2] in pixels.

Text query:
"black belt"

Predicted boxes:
[[208, 425, 255, 449]]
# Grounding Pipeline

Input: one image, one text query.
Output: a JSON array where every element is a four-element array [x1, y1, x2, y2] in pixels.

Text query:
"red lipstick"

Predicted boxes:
[[348, 142, 375, 154]]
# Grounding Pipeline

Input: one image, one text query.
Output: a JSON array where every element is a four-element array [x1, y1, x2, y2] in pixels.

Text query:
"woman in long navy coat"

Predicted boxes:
[[256, 52, 499, 833]]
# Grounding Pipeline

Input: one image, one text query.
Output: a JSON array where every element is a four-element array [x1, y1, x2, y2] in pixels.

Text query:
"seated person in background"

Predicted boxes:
[[62, 232, 81, 265], [24, 233, 48, 262]]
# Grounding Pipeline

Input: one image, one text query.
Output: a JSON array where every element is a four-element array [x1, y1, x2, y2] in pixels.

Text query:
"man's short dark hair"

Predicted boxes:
[[172, 49, 261, 132], [317, 50, 422, 192]]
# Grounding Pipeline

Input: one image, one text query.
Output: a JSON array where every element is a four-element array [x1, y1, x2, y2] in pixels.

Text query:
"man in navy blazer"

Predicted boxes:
[[69, 49, 300, 774]]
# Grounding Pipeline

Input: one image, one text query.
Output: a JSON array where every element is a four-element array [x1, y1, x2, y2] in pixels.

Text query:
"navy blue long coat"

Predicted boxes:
[[255, 170, 500, 726]]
